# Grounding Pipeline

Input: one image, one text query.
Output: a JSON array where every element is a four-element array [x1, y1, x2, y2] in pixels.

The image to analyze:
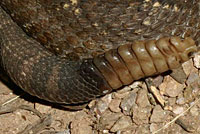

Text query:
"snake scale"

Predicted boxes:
[[0, 0, 199, 108]]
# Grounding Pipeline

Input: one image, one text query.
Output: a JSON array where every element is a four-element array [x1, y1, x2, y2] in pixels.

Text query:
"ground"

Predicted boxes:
[[0, 54, 200, 134]]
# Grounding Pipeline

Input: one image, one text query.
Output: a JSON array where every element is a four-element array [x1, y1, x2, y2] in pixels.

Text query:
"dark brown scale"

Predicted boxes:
[[0, 7, 112, 105], [0, 0, 199, 108], [94, 37, 197, 89]]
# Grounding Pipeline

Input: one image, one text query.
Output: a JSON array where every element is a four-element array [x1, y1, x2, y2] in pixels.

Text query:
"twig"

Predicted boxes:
[[149, 86, 166, 107], [1, 95, 21, 106], [152, 97, 200, 134], [0, 104, 43, 117], [17, 114, 52, 134]]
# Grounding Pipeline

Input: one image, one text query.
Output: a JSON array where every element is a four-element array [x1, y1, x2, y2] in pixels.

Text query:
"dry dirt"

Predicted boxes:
[[0, 54, 200, 134]]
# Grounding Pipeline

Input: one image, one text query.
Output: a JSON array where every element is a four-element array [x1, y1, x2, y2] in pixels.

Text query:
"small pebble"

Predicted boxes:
[[193, 54, 200, 69], [96, 94, 112, 114], [135, 124, 150, 134], [186, 72, 200, 85], [176, 97, 186, 105], [110, 116, 132, 132], [184, 87, 194, 103], [150, 105, 169, 123], [190, 105, 199, 116], [136, 89, 151, 107], [159, 76, 185, 97], [151, 75, 164, 87], [132, 106, 152, 124], [100, 111, 123, 130], [150, 123, 164, 133], [120, 90, 137, 115], [172, 105, 184, 115], [70, 117, 93, 134], [121, 130, 136, 134], [109, 98, 121, 113], [129, 81, 143, 89], [113, 92, 130, 99], [182, 59, 197, 76], [167, 97, 176, 106]]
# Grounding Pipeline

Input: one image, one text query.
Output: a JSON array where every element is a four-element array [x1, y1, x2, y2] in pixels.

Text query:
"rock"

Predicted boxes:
[[70, 116, 93, 134], [148, 93, 157, 106], [113, 92, 130, 99], [159, 76, 185, 97], [132, 106, 152, 125], [167, 97, 176, 106], [99, 111, 123, 130], [151, 75, 164, 87], [184, 87, 194, 103], [170, 66, 187, 84], [113, 82, 141, 99], [136, 89, 151, 107], [117, 86, 132, 93], [135, 124, 150, 134], [53, 130, 70, 134], [129, 81, 143, 89], [186, 72, 200, 90], [193, 54, 200, 69], [96, 94, 112, 114], [150, 123, 165, 134], [150, 123, 157, 133], [190, 105, 199, 116], [121, 129, 136, 134], [150, 105, 169, 123], [176, 96, 186, 105], [182, 59, 197, 76], [88, 99, 96, 109], [120, 90, 137, 115], [187, 72, 200, 85], [110, 116, 133, 132], [102, 130, 109, 133], [109, 98, 121, 113], [172, 105, 184, 115]]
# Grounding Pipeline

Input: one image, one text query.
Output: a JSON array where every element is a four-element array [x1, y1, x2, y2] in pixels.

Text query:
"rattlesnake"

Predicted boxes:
[[0, 0, 199, 108]]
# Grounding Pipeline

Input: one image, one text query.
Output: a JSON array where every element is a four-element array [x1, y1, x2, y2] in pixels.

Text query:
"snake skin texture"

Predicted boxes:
[[0, 0, 200, 107]]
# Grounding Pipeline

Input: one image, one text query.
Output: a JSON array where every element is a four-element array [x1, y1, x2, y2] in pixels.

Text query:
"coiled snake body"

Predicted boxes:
[[0, 0, 199, 108]]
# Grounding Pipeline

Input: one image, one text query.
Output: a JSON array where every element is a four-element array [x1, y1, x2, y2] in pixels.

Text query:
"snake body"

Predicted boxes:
[[0, 0, 199, 107]]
